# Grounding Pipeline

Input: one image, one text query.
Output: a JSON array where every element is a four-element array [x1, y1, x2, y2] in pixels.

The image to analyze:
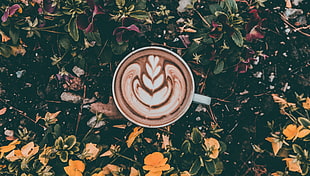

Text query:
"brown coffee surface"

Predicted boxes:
[[113, 47, 194, 127]]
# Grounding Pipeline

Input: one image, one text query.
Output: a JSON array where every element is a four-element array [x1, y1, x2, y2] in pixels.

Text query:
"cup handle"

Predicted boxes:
[[192, 93, 211, 105]]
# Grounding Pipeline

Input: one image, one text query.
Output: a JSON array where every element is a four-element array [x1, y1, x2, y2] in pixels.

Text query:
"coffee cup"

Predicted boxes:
[[112, 46, 211, 128]]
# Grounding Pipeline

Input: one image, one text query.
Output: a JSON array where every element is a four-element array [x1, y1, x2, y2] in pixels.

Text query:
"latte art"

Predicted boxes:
[[113, 47, 194, 127], [122, 55, 186, 119]]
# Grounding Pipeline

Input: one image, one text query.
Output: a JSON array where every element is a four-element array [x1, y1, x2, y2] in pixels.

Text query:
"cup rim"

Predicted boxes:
[[112, 46, 195, 128]]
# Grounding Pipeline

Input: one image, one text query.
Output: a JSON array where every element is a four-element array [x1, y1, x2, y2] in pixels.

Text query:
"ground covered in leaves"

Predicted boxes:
[[0, 0, 309, 175]]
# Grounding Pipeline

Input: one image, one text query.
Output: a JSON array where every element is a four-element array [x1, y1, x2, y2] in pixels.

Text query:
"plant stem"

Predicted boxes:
[[114, 152, 141, 165], [193, 8, 211, 28]]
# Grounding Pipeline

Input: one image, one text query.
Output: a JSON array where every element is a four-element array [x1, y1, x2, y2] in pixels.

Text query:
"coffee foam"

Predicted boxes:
[[113, 48, 194, 127]]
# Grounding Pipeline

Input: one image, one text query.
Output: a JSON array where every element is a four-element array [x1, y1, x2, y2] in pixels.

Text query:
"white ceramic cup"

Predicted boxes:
[[112, 46, 211, 128]]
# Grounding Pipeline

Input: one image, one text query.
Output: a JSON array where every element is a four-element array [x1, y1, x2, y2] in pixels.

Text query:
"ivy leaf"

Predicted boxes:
[[191, 128, 202, 144], [232, 30, 243, 47], [68, 16, 79, 42], [189, 157, 202, 175], [213, 60, 224, 75]]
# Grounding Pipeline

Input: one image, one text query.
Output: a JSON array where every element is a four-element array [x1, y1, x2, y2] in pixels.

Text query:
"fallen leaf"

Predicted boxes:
[[90, 97, 124, 120], [0, 107, 7, 115]]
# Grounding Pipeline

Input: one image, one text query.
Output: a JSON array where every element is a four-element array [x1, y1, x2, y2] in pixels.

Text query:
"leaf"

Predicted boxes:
[[298, 117, 310, 128], [191, 128, 202, 144], [0, 44, 12, 58], [302, 165, 309, 176], [189, 158, 202, 175], [205, 160, 216, 174], [68, 16, 79, 42], [292, 144, 303, 155], [9, 28, 19, 45], [55, 137, 64, 149], [213, 60, 224, 75], [59, 151, 69, 162], [59, 37, 72, 51], [129, 10, 149, 20], [111, 41, 128, 55], [231, 30, 243, 47], [214, 159, 224, 175], [209, 4, 223, 14], [224, 0, 238, 13], [135, 0, 146, 10], [116, 0, 125, 7], [181, 140, 191, 154], [53, 124, 62, 138], [64, 135, 77, 150], [0, 107, 7, 115]]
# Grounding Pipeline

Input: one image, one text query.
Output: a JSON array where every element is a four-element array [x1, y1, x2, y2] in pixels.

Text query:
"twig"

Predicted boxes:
[[279, 13, 310, 37], [75, 85, 87, 135], [193, 8, 211, 28], [0, 97, 46, 129], [97, 39, 109, 59]]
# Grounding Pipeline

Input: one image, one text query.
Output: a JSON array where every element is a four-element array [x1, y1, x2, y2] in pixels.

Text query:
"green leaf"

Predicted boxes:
[[9, 28, 19, 45], [292, 144, 303, 155], [85, 32, 102, 46], [135, 0, 147, 10], [59, 37, 72, 51], [231, 30, 243, 47], [205, 160, 216, 174], [53, 124, 62, 138], [213, 60, 224, 75], [181, 140, 192, 154], [298, 117, 310, 128], [55, 136, 64, 149], [224, 0, 238, 13], [129, 10, 149, 20], [8, 162, 19, 172], [219, 141, 227, 153], [64, 135, 77, 150], [191, 128, 202, 144], [214, 159, 224, 175], [209, 4, 223, 14], [302, 164, 309, 176], [59, 151, 69, 162], [111, 41, 128, 55], [189, 158, 202, 175], [0, 44, 12, 58], [68, 16, 79, 42]]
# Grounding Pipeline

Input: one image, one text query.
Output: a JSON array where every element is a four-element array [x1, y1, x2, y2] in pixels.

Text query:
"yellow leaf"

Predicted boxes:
[[265, 137, 283, 155], [126, 127, 144, 148]]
